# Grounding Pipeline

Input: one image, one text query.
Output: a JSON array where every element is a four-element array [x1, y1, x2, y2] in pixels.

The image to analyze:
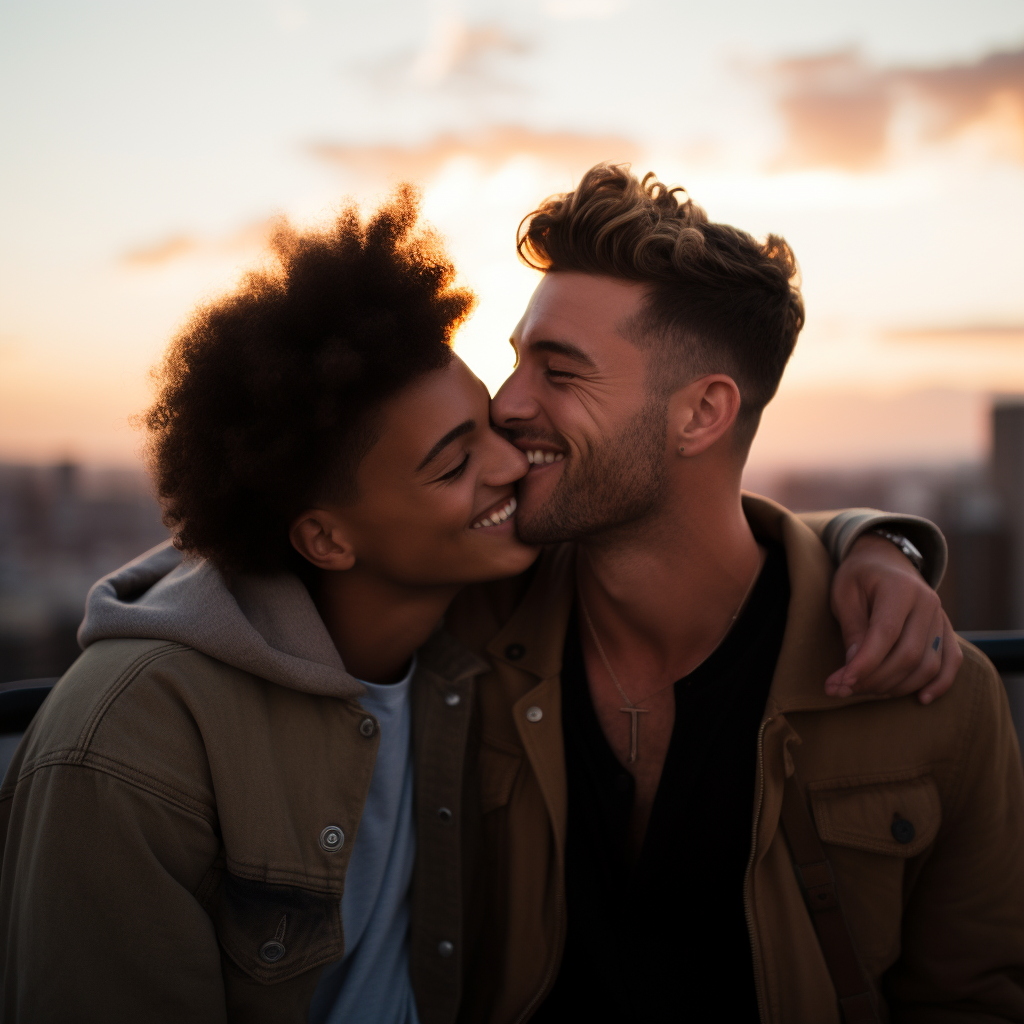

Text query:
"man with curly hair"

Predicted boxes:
[[0, 179, 966, 1024], [447, 165, 1024, 1023]]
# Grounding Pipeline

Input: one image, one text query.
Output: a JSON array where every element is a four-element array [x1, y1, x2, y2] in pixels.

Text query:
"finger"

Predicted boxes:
[[874, 605, 945, 700], [835, 596, 900, 691], [917, 612, 962, 705], [824, 573, 867, 697], [846, 588, 941, 694]]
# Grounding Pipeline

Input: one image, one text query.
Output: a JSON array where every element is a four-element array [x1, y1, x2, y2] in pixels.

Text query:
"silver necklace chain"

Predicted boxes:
[[578, 558, 762, 763]]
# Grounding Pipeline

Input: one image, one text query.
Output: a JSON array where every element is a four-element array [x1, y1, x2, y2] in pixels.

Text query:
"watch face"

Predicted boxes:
[[875, 529, 924, 572]]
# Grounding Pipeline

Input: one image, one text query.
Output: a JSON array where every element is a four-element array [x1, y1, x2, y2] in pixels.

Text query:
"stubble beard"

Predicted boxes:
[[514, 401, 669, 545]]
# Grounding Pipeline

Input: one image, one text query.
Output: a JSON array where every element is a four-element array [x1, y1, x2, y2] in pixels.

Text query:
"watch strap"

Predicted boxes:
[[871, 528, 925, 575]]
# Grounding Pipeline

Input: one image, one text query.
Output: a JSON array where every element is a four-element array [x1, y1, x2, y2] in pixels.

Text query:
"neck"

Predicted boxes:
[[577, 462, 762, 682], [313, 569, 459, 683]]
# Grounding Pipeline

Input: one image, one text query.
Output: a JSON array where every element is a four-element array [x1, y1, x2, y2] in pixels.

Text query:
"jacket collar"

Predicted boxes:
[[485, 542, 578, 681], [420, 624, 492, 684], [483, 493, 875, 715]]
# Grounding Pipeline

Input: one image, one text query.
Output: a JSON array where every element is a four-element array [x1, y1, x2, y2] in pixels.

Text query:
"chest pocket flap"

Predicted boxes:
[[479, 737, 522, 814], [209, 872, 344, 984], [809, 775, 941, 858]]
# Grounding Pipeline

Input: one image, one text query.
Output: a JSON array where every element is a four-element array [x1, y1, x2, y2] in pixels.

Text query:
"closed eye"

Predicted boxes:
[[546, 368, 578, 380], [435, 453, 470, 482]]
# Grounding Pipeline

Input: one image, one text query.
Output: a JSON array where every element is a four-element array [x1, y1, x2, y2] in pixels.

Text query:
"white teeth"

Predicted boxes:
[[526, 449, 563, 465], [472, 496, 517, 530]]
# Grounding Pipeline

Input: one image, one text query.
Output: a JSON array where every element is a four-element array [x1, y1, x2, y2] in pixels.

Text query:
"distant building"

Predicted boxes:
[[763, 397, 1024, 631], [993, 402, 1024, 628], [0, 462, 168, 683]]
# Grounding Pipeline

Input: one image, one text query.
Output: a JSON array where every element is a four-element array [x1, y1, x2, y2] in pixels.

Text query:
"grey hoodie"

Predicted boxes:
[[78, 540, 365, 700]]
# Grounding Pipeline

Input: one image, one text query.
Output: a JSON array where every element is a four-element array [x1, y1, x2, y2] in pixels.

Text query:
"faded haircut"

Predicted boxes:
[[517, 163, 805, 445]]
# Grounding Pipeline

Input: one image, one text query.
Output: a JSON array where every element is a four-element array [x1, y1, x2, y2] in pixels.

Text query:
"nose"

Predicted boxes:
[[480, 429, 529, 487], [491, 365, 540, 430]]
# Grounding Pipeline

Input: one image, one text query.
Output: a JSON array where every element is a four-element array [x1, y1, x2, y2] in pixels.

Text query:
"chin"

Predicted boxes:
[[515, 476, 554, 523], [472, 541, 541, 583]]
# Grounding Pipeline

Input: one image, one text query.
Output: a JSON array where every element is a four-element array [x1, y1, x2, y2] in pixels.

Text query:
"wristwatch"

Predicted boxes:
[[870, 528, 925, 575]]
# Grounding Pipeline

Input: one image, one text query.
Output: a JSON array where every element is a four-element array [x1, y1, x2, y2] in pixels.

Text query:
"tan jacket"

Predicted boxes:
[[446, 496, 1024, 1023], [0, 601, 485, 1023]]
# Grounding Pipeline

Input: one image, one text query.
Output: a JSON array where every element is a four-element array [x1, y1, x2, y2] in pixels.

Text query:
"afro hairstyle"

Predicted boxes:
[[143, 185, 475, 575]]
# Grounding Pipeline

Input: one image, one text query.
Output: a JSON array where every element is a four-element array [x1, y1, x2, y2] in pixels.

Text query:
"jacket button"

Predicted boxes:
[[444, 693, 461, 707], [259, 940, 286, 963], [437, 807, 452, 822], [525, 706, 543, 723], [504, 643, 526, 660], [891, 816, 915, 844], [359, 717, 376, 737], [438, 940, 454, 957], [320, 825, 345, 851]]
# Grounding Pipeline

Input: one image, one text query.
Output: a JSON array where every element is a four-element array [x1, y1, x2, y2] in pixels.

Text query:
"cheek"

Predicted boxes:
[[361, 491, 475, 569]]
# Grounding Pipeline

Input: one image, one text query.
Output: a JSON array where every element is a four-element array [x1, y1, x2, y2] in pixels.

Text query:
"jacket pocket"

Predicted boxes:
[[809, 774, 941, 858], [478, 737, 522, 814], [208, 872, 344, 984], [807, 774, 942, 966]]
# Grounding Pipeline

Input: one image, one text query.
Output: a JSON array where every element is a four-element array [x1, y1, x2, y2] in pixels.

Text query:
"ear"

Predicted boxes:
[[289, 509, 357, 571], [668, 374, 742, 458]]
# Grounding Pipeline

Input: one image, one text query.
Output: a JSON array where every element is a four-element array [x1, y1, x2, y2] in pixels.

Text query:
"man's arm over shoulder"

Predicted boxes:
[[795, 506, 958, 702], [800, 507, 947, 588], [885, 642, 1024, 1020], [0, 647, 227, 1024]]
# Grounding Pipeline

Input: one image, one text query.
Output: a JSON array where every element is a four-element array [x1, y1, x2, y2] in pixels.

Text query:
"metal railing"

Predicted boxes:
[[958, 632, 1024, 674]]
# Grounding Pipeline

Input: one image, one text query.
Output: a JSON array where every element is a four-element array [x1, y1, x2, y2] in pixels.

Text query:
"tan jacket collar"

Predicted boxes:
[[420, 625, 491, 684], [485, 543, 577, 681], [484, 493, 870, 715]]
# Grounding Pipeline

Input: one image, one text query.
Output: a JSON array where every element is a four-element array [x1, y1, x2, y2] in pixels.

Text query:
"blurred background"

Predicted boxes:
[[2, 0, 1023, 683]]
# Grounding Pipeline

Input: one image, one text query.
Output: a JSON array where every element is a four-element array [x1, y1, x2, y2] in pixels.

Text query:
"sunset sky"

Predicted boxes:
[[2, 0, 1023, 475]]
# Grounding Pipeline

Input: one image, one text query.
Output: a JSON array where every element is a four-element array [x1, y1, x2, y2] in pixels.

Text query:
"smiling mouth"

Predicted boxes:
[[525, 450, 565, 466], [472, 496, 517, 530]]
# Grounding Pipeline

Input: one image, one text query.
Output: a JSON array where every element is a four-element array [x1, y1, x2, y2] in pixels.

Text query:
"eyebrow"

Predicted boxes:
[[417, 419, 475, 471], [525, 339, 598, 369]]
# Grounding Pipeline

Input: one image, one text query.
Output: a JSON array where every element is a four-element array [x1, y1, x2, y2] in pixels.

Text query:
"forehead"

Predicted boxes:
[[371, 357, 488, 459], [513, 272, 650, 350]]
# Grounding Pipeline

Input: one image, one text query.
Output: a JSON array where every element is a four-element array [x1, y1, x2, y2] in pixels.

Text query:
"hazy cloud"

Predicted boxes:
[[773, 44, 1024, 170], [409, 14, 528, 88], [120, 219, 277, 268], [886, 325, 1024, 346], [122, 126, 642, 269], [310, 124, 641, 180]]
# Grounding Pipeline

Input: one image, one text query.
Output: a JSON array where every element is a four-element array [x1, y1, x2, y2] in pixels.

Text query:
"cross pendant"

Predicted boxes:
[[620, 706, 649, 764]]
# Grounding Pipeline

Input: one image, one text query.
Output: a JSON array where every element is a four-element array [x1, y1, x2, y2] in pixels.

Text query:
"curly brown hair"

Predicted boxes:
[[143, 185, 475, 574], [518, 164, 804, 441]]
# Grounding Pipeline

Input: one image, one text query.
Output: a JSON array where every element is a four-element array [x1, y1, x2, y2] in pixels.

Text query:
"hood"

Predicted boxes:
[[78, 540, 364, 699]]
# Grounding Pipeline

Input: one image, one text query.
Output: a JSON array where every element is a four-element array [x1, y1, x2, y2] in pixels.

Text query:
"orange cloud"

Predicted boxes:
[[409, 18, 528, 89], [904, 48, 1024, 143], [120, 219, 277, 268], [310, 124, 641, 181], [121, 235, 200, 267], [773, 45, 1024, 170]]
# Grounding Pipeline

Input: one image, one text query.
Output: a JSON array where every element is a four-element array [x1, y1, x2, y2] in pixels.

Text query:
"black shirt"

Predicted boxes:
[[532, 542, 790, 1023]]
